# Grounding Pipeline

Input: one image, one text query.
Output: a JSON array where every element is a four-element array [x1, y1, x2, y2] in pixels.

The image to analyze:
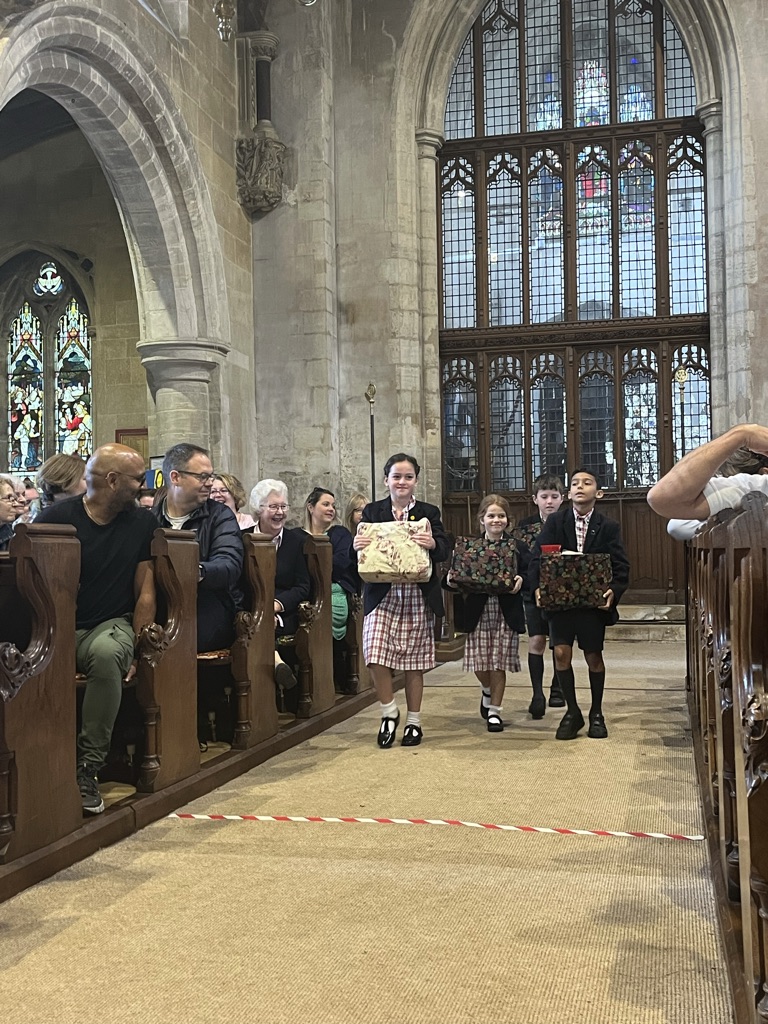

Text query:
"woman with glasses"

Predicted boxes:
[[344, 491, 368, 536], [304, 487, 360, 693], [209, 473, 255, 530], [0, 477, 19, 550], [246, 479, 311, 700]]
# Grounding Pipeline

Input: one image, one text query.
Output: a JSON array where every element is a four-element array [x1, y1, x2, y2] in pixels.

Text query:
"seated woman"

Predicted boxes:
[[36, 453, 86, 507], [304, 487, 360, 692], [246, 478, 311, 697], [0, 476, 17, 551], [344, 491, 368, 536], [210, 473, 256, 530]]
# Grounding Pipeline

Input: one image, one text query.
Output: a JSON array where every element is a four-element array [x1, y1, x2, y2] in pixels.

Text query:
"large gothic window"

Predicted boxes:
[[4, 258, 92, 471], [439, 0, 708, 499]]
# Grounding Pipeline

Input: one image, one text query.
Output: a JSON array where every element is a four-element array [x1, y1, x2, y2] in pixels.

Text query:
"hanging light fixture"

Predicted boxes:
[[212, 1, 236, 41], [295, 0, 318, 5]]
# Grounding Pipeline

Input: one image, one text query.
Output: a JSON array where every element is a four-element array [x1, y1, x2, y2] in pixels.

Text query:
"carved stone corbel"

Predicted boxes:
[[236, 30, 286, 215]]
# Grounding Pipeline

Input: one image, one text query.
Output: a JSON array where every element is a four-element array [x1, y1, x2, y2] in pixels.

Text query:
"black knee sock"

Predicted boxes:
[[556, 667, 579, 714], [528, 653, 545, 698], [588, 671, 606, 716], [550, 651, 560, 692]]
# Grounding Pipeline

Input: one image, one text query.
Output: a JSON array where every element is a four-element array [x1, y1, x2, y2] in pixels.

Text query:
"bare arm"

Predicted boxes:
[[132, 559, 156, 638], [647, 424, 768, 520]]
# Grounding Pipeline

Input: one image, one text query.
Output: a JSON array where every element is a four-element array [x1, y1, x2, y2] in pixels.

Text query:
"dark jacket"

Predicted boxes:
[[153, 498, 244, 651], [0, 523, 12, 553], [360, 497, 449, 617], [442, 530, 526, 634], [274, 527, 311, 635], [304, 524, 359, 596], [528, 505, 630, 625], [512, 513, 543, 599]]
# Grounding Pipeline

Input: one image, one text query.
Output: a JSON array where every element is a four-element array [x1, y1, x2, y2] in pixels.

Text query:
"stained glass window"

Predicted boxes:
[[440, 0, 709, 498], [5, 260, 93, 471], [8, 303, 44, 471], [442, 358, 479, 491], [56, 298, 92, 460], [489, 355, 525, 490]]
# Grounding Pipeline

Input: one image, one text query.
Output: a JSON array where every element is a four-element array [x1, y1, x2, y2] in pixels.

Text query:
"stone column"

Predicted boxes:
[[138, 340, 225, 456], [416, 128, 445, 502], [697, 99, 727, 431]]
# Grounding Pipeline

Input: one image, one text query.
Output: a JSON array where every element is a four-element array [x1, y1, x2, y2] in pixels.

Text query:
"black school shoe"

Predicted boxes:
[[480, 697, 490, 720], [555, 711, 585, 740], [548, 686, 566, 708], [528, 695, 546, 719], [401, 724, 423, 746], [587, 713, 608, 739], [377, 712, 400, 748]]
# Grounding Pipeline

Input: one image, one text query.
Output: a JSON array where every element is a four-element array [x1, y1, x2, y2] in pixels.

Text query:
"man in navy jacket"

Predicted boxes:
[[153, 443, 243, 653]]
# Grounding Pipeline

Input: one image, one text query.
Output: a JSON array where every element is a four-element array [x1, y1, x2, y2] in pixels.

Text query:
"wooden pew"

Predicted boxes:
[[342, 592, 370, 695], [277, 534, 336, 718], [0, 523, 82, 862], [727, 491, 768, 1023], [196, 532, 279, 748], [687, 491, 768, 1024], [132, 528, 200, 791]]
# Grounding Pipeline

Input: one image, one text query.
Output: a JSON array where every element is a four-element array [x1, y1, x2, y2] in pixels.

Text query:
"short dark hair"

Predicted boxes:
[[532, 473, 565, 496], [569, 467, 600, 488], [163, 443, 210, 481], [383, 452, 420, 478]]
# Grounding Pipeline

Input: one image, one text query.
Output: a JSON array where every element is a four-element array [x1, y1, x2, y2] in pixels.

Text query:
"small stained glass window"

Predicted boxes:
[[5, 260, 93, 471], [56, 297, 92, 460]]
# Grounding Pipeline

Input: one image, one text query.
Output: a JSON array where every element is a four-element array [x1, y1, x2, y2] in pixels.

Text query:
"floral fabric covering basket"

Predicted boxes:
[[511, 521, 542, 549], [538, 552, 612, 612], [450, 536, 519, 594], [356, 519, 433, 583]]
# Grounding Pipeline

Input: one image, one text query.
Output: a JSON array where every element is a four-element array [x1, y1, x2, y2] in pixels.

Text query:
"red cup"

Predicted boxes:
[[541, 544, 562, 554]]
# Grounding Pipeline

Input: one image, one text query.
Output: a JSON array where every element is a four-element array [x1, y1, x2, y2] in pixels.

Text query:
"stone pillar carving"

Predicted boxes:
[[697, 98, 726, 430], [416, 128, 445, 500], [138, 340, 225, 454], [236, 31, 286, 215]]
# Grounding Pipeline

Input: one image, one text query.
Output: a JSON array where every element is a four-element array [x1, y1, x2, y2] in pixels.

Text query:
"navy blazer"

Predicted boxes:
[[243, 525, 311, 636], [360, 497, 449, 617], [528, 505, 630, 625], [443, 532, 526, 635]]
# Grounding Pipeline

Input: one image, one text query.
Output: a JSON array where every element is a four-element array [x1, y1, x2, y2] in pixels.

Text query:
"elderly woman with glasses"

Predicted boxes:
[[209, 472, 255, 530], [245, 478, 311, 697], [0, 476, 18, 550]]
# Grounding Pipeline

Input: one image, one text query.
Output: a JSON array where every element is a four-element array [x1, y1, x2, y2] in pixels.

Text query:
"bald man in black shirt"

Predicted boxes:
[[37, 444, 156, 814]]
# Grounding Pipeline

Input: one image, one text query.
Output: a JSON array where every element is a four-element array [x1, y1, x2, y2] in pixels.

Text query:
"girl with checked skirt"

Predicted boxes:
[[353, 453, 449, 748], [444, 494, 524, 733]]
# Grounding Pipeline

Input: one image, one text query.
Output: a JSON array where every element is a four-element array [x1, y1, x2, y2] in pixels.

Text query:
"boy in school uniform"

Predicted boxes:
[[514, 474, 566, 717], [528, 468, 630, 740]]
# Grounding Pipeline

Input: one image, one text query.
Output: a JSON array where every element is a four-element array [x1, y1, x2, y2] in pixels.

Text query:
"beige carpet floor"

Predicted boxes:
[[0, 641, 733, 1024]]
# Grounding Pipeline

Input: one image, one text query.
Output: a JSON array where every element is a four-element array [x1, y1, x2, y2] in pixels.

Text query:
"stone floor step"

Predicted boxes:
[[620, 604, 685, 622], [608, 621, 686, 642]]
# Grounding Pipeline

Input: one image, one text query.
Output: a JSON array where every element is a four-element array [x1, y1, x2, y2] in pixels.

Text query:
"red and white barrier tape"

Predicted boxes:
[[167, 812, 703, 842]]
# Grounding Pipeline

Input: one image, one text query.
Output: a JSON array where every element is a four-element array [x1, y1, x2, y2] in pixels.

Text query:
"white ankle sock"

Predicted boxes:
[[481, 688, 491, 707], [380, 699, 398, 720], [488, 705, 502, 718], [405, 710, 422, 728]]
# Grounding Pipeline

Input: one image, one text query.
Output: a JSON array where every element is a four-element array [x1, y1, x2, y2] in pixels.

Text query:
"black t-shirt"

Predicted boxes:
[[36, 496, 156, 629]]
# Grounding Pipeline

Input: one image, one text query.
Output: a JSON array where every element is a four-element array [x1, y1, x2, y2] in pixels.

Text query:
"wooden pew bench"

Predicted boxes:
[[196, 532, 279, 748], [0, 523, 82, 863]]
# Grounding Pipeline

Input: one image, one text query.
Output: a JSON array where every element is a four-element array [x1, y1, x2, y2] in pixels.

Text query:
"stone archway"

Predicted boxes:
[[391, 0, 752, 447], [0, 3, 233, 457]]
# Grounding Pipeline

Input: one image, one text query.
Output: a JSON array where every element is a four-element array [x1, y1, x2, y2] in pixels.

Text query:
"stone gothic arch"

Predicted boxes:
[[391, 0, 754, 440], [0, 3, 232, 455]]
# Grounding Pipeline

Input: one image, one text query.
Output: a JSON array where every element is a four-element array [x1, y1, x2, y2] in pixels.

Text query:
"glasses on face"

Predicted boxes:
[[177, 470, 216, 484], [0, 494, 15, 504], [262, 503, 289, 513], [209, 488, 230, 497]]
